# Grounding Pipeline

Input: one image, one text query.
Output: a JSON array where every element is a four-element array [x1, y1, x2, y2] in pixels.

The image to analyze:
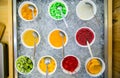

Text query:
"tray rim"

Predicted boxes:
[[12, 0, 112, 78]]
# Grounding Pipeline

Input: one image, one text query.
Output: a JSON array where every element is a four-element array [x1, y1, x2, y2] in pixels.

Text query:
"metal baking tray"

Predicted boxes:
[[13, 0, 109, 78]]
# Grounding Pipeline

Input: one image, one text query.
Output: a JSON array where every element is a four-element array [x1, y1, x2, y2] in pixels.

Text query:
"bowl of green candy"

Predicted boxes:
[[15, 55, 34, 75], [48, 0, 68, 20]]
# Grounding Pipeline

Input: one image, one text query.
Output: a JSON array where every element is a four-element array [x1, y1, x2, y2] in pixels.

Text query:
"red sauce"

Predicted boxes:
[[76, 27, 94, 46], [62, 56, 78, 72]]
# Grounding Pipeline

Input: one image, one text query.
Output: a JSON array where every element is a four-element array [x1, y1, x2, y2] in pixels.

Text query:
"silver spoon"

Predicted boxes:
[[29, 5, 35, 19], [32, 31, 39, 60], [59, 31, 65, 58], [57, 6, 68, 28], [86, 39, 103, 66], [85, 2, 94, 16], [44, 57, 51, 78], [85, 2, 101, 26], [86, 40, 93, 57]]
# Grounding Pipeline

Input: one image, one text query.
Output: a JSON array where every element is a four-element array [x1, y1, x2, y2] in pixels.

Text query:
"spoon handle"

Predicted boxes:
[[46, 65, 48, 78], [63, 17, 68, 28], [62, 37, 65, 58], [31, 9, 34, 19], [87, 41, 93, 57], [60, 10, 68, 28], [33, 41, 36, 60]]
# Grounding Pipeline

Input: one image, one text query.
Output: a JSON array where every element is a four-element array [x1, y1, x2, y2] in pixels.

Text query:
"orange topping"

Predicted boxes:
[[21, 4, 37, 20]]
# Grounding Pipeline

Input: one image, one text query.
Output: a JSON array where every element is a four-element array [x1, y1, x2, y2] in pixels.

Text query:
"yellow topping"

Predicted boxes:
[[39, 57, 56, 73], [22, 30, 39, 47], [87, 58, 102, 74], [49, 30, 66, 48], [21, 4, 37, 20]]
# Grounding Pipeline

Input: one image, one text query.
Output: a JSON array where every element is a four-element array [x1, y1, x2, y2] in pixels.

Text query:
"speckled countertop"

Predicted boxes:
[[16, 0, 105, 78]]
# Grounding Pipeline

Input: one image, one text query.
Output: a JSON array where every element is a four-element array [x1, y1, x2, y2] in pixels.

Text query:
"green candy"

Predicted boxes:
[[49, 1, 67, 20]]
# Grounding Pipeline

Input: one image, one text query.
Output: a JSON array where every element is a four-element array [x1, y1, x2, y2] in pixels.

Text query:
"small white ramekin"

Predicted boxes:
[[76, 0, 97, 20], [37, 55, 57, 75], [15, 55, 34, 75], [18, 1, 38, 21], [21, 28, 40, 48], [85, 57, 105, 77], [48, 28, 68, 49], [61, 55, 81, 74], [75, 27, 95, 47], [48, 0, 68, 20]]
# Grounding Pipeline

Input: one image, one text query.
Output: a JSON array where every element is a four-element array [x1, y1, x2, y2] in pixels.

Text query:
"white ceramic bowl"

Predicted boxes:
[[76, 0, 97, 20], [37, 55, 57, 75], [48, 28, 68, 49], [85, 57, 105, 77], [48, 0, 68, 20], [15, 55, 34, 75], [75, 27, 95, 47], [21, 28, 40, 48], [61, 55, 81, 74], [18, 1, 38, 21]]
